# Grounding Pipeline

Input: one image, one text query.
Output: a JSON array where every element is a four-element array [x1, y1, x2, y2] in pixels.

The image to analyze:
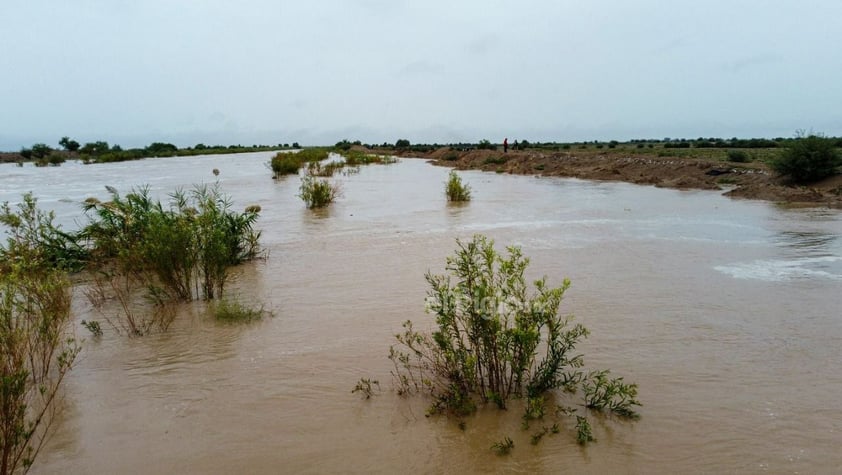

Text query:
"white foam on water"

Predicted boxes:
[[715, 256, 842, 282]]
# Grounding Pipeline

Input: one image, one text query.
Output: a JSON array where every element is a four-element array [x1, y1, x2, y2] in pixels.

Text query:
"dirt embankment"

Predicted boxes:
[[392, 147, 842, 207]]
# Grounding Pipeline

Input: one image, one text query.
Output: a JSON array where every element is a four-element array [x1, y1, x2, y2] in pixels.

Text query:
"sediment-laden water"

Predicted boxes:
[[3, 153, 840, 473]]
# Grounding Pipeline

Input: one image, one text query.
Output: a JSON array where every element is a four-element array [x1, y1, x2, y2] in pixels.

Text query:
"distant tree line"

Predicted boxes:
[[4, 137, 300, 165]]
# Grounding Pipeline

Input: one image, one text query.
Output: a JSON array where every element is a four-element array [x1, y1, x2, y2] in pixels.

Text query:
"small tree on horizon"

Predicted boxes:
[[59, 136, 80, 152]]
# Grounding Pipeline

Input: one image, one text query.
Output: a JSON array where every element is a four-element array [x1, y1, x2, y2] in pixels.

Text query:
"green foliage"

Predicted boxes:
[[530, 426, 550, 445], [389, 235, 639, 444], [80, 141, 110, 156], [144, 142, 178, 156], [47, 153, 65, 166], [299, 175, 340, 209], [770, 133, 841, 183], [351, 378, 381, 399], [213, 298, 265, 322], [726, 150, 750, 163], [307, 161, 344, 177], [338, 150, 396, 166], [477, 139, 495, 150], [296, 148, 331, 163], [81, 319, 103, 336], [0, 194, 88, 272], [271, 153, 303, 176], [522, 396, 545, 429], [395, 139, 410, 149], [80, 184, 262, 319], [30, 143, 52, 159], [0, 202, 80, 474], [58, 136, 80, 152], [583, 370, 641, 418], [445, 171, 471, 202], [491, 437, 514, 455], [576, 416, 595, 444]]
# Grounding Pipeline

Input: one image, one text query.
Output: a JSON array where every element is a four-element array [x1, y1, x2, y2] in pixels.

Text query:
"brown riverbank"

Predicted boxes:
[[387, 147, 842, 207]]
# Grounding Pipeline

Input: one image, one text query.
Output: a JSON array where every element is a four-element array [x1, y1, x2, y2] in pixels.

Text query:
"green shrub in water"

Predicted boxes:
[[445, 171, 471, 202], [81, 184, 262, 302], [389, 235, 640, 445], [0, 198, 80, 474], [299, 175, 340, 209]]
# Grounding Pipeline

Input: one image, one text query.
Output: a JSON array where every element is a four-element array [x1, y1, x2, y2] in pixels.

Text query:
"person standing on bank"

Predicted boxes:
[[503, 137, 508, 153]]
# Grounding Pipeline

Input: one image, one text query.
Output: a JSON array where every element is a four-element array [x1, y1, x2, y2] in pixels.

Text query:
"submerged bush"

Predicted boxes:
[[445, 171, 471, 202], [79, 185, 262, 335], [0, 194, 88, 272], [299, 175, 340, 209], [271, 153, 303, 177], [0, 199, 80, 474], [770, 133, 841, 183], [389, 235, 639, 443], [271, 148, 332, 178], [213, 298, 265, 322]]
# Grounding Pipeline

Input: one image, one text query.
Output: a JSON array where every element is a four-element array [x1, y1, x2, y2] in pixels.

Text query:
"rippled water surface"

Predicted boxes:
[[3, 153, 841, 473]]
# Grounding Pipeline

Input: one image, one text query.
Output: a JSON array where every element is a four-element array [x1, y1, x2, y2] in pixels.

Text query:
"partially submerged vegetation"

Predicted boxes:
[[388, 235, 640, 449], [270, 147, 396, 179], [299, 174, 341, 209], [213, 298, 267, 323], [445, 171, 472, 202], [80, 185, 263, 334], [2, 184, 264, 338], [0, 196, 80, 475]]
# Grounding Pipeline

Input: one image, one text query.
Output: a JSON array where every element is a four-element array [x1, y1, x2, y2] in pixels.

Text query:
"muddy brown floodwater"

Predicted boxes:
[[2, 152, 841, 473]]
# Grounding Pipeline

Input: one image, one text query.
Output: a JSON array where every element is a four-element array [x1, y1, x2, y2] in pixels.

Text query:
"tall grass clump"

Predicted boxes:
[[1, 196, 80, 474], [299, 175, 340, 209], [389, 235, 639, 443], [770, 132, 841, 183], [445, 171, 471, 202], [79, 185, 262, 335]]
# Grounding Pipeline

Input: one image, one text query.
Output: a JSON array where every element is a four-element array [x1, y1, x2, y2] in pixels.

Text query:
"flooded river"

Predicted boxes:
[[2, 152, 841, 473]]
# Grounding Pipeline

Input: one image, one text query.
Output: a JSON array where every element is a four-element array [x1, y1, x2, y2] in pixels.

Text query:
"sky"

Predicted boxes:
[[2, 0, 841, 150]]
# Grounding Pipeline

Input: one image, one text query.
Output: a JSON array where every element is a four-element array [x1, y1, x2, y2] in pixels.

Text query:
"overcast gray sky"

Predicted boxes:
[[2, 0, 841, 150]]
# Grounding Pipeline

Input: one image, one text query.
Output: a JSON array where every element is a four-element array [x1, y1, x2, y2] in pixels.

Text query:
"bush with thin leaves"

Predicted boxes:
[[389, 235, 640, 443], [0, 197, 80, 474], [445, 171, 471, 202], [80, 185, 262, 335], [299, 175, 340, 209]]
